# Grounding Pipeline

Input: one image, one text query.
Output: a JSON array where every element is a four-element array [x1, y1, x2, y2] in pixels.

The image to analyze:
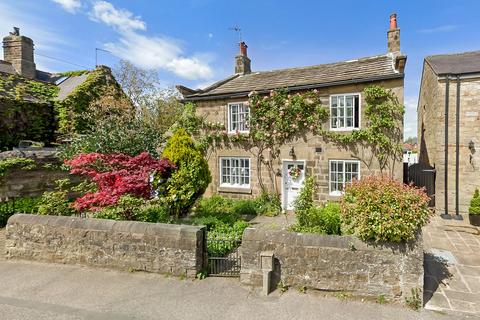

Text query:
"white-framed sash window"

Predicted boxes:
[[329, 160, 360, 196], [220, 157, 250, 187], [228, 102, 250, 133], [330, 94, 360, 130]]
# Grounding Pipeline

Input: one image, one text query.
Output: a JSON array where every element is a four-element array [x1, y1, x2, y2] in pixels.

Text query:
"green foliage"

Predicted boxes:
[[59, 111, 164, 159], [254, 192, 281, 216], [469, 188, 480, 215], [0, 98, 56, 151], [161, 128, 211, 217], [54, 67, 128, 136], [290, 176, 341, 235], [405, 288, 422, 310], [341, 175, 432, 243], [94, 195, 171, 223], [0, 197, 42, 227], [0, 73, 58, 102], [37, 179, 76, 216], [188, 195, 254, 256], [0, 157, 35, 177]]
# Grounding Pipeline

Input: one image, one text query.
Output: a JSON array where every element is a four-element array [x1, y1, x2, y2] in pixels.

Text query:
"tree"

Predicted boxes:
[[66, 152, 175, 212], [161, 129, 211, 217]]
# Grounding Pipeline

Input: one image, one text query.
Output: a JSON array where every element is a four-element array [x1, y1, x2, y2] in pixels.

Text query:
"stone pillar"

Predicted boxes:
[[3, 27, 36, 79]]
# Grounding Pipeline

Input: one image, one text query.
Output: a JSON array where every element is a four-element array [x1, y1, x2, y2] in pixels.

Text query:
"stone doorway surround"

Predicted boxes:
[[423, 215, 480, 315]]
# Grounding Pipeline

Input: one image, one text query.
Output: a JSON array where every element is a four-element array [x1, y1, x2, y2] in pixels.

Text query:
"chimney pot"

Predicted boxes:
[[389, 13, 398, 30], [239, 42, 248, 56]]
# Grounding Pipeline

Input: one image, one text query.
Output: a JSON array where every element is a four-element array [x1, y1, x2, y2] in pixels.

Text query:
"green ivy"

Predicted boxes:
[[0, 157, 36, 177]]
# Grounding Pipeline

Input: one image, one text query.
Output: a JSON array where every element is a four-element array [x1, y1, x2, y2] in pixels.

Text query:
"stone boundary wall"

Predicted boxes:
[[0, 149, 82, 199], [5, 214, 206, 278], [240, 228, 423, 304]]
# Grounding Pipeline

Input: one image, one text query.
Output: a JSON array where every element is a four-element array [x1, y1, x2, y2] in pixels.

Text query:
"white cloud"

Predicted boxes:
[[51, 0, 82, 13], [105, 31, 213, 80], [404, 96, 418, 138], [90, 1, 146, 32], [418, 25, 459, 34]]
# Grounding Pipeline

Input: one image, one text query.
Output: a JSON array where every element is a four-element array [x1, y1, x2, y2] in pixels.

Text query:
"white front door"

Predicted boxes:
[[282, 161, 306, 210]]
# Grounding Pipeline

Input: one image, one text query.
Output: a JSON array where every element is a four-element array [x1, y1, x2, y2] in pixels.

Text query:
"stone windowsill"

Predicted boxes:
[[217, 186, 252, 195]]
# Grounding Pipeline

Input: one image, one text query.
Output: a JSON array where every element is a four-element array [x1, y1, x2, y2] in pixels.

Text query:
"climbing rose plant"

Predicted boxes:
[[175, 85, 404, 194], [65, 152, 175, 212]]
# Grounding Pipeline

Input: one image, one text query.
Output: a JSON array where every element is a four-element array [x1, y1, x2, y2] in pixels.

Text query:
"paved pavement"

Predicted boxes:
[[0, 228, 475, 320], [423, 215, 480, 315]]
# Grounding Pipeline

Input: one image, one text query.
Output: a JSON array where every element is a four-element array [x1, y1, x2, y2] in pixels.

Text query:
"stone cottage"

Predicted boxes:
[[418, 50, 480, 218], [0, 27, 129, 150], [178, 15, 406, 209]]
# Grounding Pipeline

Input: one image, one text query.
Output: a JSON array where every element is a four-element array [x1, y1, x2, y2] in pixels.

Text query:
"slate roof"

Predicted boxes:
[[182, 54, 403, 100], [426, 50, 480, 75], [55, 74, 89, 100]]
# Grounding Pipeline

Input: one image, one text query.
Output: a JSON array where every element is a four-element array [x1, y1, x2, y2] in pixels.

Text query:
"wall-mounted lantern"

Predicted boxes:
[[469, 140, 475, 152], [289, 147, 296, 159]]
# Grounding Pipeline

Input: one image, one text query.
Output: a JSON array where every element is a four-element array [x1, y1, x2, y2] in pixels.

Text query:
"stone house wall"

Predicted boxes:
[[418, 63, 480, 214], [195, 78, 404, 205], [240, 227, 423, 304], [5, 214, 207, 278]]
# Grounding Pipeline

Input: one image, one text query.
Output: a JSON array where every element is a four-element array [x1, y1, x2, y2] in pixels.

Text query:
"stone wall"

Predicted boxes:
[[240, 228, 423, 304], [5, 214, 206, 278], [195, 78, 404, 207], [0, 149, 81, 199]]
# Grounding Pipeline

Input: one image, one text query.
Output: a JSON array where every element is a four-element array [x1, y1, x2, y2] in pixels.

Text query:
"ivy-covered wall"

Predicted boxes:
[[0, 66, 129, 150], [0, 98, 56, 151]]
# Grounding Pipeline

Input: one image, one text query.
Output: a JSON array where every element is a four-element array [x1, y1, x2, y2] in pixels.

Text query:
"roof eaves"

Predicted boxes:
[[182, 73, 404, 102]]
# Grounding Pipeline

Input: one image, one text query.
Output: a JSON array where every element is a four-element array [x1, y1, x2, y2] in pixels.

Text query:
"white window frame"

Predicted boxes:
[[329, 93, 361, 131], [328, 159, 360, 196], [219, 157, 251, 188], [227, 102, 250, 133]]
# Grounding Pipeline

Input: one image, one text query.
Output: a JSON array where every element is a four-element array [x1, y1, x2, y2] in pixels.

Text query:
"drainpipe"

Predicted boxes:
[[441, 76, 451, 219], [454, 76, 463, 220]]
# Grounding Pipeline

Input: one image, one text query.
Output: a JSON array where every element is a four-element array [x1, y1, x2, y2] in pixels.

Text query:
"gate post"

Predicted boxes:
[[260, 251, 274, 295]]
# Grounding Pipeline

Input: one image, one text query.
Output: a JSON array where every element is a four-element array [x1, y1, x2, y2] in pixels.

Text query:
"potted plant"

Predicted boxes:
[[468, 189, 480, 227]]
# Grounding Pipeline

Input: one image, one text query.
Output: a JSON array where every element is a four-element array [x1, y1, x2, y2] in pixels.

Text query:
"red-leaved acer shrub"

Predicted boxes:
[[65, 152, 175, 212]]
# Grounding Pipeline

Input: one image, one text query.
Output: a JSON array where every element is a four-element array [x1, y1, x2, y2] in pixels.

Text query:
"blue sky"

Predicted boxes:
[[1, 0, 480, 138]]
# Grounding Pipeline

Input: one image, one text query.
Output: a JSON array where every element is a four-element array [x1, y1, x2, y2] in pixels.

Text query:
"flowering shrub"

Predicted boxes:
[[341, 175, 431, 242], [65, 152, 175, 212]]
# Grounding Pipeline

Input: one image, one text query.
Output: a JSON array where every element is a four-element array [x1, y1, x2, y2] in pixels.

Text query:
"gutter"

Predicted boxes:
[[181, 73, 404, 102]]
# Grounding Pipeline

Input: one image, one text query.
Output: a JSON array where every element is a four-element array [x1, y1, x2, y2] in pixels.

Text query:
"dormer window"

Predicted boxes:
[[330, 94, 360, 130], [228, 102, 249, 133]]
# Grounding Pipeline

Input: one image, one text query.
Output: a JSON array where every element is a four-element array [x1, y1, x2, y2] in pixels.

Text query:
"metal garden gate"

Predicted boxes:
[[407, 163, 436, 207], [207, 238, 241, 277]]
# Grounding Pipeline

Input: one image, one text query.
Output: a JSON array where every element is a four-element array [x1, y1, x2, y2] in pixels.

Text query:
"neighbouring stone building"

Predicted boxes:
[[418, 50, 480, 217], [0, 27, 129, 151], [178, 15, 406, 209]]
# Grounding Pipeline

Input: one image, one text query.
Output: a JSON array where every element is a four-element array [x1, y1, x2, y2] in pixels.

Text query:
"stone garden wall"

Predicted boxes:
[[240, 228, 423, 304], [5, 214, 206, 278], [0, 149, 81, 199]]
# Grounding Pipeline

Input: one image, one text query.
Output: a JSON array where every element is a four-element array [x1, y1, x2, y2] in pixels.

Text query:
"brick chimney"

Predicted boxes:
[[3, 27, 36, 79], [235, 42, 251, 74], [387, 13, 400, 53]]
